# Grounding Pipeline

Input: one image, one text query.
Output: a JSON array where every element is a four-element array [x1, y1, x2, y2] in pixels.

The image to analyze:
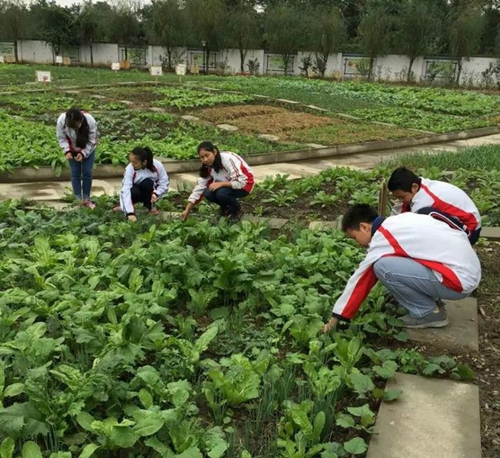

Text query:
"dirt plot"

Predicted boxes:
[[195, 105, 285, 123]]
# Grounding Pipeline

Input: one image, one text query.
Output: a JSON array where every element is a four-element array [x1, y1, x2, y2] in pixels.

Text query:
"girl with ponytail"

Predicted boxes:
[[56, 108, 98, 208], [115, 146, 170, 221]]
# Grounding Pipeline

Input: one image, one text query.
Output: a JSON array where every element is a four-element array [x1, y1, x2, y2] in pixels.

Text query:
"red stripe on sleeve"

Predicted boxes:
[[342, 267, 378, 319], [420, 183, 478, 233]]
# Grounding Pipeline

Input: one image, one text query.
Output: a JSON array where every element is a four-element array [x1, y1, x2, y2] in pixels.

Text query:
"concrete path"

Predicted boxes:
[[367, 372, 481, 458], [1, 133, 500, 202]]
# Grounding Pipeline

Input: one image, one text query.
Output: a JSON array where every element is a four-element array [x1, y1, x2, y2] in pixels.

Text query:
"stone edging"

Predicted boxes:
[[2, 125, 500, 183]]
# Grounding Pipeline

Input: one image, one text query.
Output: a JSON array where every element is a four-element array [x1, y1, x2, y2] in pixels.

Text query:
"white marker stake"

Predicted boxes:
[[111, 62, 120, 72], [150, 66, 162, 83], [36, 70, 51, 83], [55, 55, 63, 65], [176, 64, 186, 83], [0, 56, 4, 64]]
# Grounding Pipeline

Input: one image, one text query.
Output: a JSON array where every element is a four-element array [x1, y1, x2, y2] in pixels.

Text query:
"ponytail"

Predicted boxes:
[[131, 146, 155, 171], [65, 108, 89, 148]]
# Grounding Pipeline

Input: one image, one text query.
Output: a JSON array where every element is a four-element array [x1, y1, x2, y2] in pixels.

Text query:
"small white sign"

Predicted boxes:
[[36, 71, 51, 83], [150, 66, 163, 76], [176, 64, 186, 76], [0, 56, 4, 64], [55, 55, 63, 64], [111, 62, 120, 71]]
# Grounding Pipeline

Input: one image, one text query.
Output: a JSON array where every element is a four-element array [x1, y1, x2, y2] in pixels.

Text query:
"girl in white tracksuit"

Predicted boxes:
[[323, 205, 481, 333], [118, 146, 169, 222], [388, 167, 481, 244], [56, 109, 98, 207], [181, 141, 254, 221]]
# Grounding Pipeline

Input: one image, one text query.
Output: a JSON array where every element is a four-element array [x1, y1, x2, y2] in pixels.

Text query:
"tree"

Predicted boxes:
[[77, 1, 104, 67], [226, 1, 261, 72], [448, 2, 484, 84], [395, 0, 441, 82], [150, 0, 187, 71], [108, 1, 141, 60], [357, 3, 393, 80], [34, 0, 76, 62], [308, 6, 346, 77], [264, 4, 306, 76], [1, 0, 28, 62], [186, 0, 227, 74]]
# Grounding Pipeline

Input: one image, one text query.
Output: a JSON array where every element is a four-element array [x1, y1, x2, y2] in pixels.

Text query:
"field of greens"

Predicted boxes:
[[0, 197, 473, 458], [191, 77, 500, 133]]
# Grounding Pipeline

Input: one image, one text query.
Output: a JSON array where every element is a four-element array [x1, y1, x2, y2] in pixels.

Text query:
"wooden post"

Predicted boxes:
[[378, 180, 388, 217]]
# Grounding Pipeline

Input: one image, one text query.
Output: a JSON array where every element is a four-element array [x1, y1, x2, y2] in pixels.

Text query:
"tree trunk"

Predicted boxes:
[[368, 55, 375, 81], [90, 44, 94, 68], [407, 57, 415, 83], [14, 39, 18, 63], [238, 35, 248, 73], [456, 59, 463, 85], [167, 48, 172, 71]]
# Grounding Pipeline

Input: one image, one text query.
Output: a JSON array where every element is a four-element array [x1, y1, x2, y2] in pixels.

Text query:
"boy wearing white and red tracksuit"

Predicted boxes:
[[388, 167, 481, 244], [182, 141, 254, 221], [322, 204, 481, 333]]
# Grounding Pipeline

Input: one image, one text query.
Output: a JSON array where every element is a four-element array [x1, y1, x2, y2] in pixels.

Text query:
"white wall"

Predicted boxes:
[[5, 40, 500, 86], [18, 40, 53, 64]]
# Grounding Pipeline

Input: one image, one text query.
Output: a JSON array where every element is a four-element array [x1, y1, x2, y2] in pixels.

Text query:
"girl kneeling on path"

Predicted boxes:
[[116, 146, 169, 222], [181, 141, 254, 222], [56, 108, 98, 208]]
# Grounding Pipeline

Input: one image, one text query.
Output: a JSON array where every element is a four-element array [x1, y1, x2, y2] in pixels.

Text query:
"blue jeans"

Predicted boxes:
[[373, 256, 469, 318], [203, 187, 249, 214], [69, 150, 95, 200]]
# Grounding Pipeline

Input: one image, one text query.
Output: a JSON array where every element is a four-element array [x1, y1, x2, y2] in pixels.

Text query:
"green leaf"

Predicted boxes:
[[335, 413, 355, 429], [0, 361, 5, 394], [394, 331, 408, 342], [373, 360, 398, 379], [132, 415, 164, 437], [177, 447, 203, 458], [343, 437, 368, 455], [3, 383, 25, 398], [49, 453, 71, 458], [195, 326, 219, 353], [347, 404, 374, 427], [109, 425, 138, 448], [455, 364, 475, 381], [21, 441, 42, 458], [0, 437, 15, 458], [422, 363, 442, 375], [139, 389, 153, 409], [384, 388, 403, 402], [76, 412, 95, 432], [349, 371, 375, 396], [78, 444, 100, 458], [145, 437, 173, 457]]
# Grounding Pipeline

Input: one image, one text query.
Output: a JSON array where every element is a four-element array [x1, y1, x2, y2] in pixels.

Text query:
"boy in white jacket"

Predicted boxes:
[[388, 167, 481, 244], [323, 204, 481, 333]]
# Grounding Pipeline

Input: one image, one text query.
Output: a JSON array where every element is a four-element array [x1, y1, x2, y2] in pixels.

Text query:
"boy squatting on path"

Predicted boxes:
[[322, 204, 481, 333], [388, 167, 481, 245]]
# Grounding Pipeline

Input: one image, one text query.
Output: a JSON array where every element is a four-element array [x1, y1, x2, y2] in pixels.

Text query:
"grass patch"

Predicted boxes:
[[285, 120, 417, 145], [381, 144, 500, 170]]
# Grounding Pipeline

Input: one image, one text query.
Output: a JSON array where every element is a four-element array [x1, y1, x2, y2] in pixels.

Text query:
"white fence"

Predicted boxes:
[[1, 40, 499, 86]]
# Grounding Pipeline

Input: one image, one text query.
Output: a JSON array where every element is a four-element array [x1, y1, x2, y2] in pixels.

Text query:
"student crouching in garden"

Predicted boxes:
[[181, 141, 254, 222], [388, 167, 482, 244], [56, 108, 98, 208], [115, 146, 169, 222], [322, 204, 481, 333]]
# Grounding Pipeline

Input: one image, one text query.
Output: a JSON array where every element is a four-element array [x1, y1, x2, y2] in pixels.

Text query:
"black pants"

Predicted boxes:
[[131, 179, 155, 210]]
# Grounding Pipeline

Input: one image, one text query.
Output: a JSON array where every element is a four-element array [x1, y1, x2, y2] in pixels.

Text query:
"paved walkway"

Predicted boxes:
[[1, 133, 500, 202]]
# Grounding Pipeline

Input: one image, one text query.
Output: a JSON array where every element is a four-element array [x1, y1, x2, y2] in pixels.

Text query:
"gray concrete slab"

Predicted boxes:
[[243, 215, 288, 229], [480, 226, 500, 241], [406, 298, 479, 351], [367, 372, 481, 458], [308, 221, 340, 231]]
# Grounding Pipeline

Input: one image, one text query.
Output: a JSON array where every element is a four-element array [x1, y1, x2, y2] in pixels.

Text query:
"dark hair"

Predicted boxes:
[[131, 146, 154, 172], [66, 108, 89, 149], [341, 204, 378, 232], [387, 167, 421, 192], [198, 141, 222, 178]]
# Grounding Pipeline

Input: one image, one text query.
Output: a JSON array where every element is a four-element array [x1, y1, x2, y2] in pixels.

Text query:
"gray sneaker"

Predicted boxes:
[[401, 308, 449, 329]]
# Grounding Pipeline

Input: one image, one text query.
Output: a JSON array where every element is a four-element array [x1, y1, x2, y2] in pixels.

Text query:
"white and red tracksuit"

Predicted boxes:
[[392, 177, 481, 235], [332, 212, 481, 320], [56, 112, 98, 158], [188, 152, 255, 204], [120, 159, 169, 214]]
